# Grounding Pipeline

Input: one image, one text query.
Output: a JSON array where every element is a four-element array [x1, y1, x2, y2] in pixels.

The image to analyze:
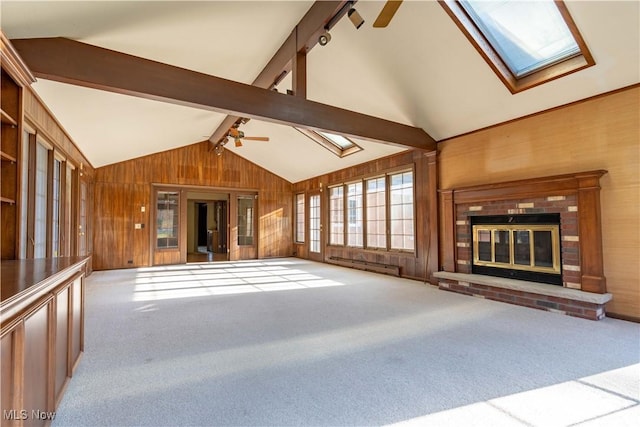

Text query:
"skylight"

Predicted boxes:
[[317, 131, 356, 150], [460, 0, 580, 78], [440, 0, 594, 93], [294, 128, 362, 157]]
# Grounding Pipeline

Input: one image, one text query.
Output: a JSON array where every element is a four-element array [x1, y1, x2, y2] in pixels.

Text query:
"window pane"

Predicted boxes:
[[461, 0, 580, 77], [52, 159, 61, 257], [64, 164, 72, 256], [477, 229, 492, 262], [79, 182, 87, 256], [389, 171, 414, 251], [157, 191, 179, 249], [34, 143, 48, 258], [329, 187, 344, 245], [347, 182, 363, 247], [366, 177, 386, 249], [514, 230, 531, 265], [317, 131, 356, 149], [295, 193, 305, 243], [494, 230, 510, 263], [237, 197, 254, 246], [534, 230, 554, 268], [309, 195, 321, 253]]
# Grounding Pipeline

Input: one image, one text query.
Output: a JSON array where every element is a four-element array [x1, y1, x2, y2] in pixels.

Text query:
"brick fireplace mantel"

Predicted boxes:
[[438, 170, 609, 320]]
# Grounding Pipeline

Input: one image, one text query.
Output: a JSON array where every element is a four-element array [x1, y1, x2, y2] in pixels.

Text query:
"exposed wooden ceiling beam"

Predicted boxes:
[[208, 1, 348, 144], [12, 37, 436, 150]]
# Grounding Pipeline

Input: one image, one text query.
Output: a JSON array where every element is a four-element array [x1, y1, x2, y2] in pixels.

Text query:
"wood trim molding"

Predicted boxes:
[[0, 31, 36, 87], [439, 190, 455, 272], [577, 174, 606, 293], [444, 170, 607, 204], [426, 151, 439, 282]]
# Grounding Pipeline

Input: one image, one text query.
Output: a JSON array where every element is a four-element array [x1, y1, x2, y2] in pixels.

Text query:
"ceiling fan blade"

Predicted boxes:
[[242, 136, 270, 141], [373, 0, 403, 28], [234, 138, 242, 147]]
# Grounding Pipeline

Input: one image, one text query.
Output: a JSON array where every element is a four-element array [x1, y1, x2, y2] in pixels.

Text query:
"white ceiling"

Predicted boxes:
[[1, 1, 638, 183]]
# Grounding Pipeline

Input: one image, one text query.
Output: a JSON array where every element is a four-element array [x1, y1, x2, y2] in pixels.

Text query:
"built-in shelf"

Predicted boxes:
[[0, 108, 17, 126], [0, 150, 17, 163], [0, 196, 16, 204]]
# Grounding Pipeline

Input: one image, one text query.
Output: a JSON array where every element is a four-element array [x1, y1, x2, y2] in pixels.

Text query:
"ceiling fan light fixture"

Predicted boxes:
[[348, 7, 364, 29]]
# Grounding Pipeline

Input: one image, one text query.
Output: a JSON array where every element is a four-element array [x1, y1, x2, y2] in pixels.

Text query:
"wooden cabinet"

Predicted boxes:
[[1, 67, 20, 259], [1, 32, 35, 261], [1, 257, 87, 426]]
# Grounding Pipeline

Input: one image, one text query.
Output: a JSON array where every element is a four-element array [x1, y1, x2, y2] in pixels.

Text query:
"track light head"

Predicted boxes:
[[214, 144, 224, 156], [348, 7, 364, 29], [318, 31, 331, 46]]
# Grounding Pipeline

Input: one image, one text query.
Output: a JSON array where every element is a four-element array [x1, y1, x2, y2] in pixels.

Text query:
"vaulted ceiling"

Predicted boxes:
[[1, 1, 638, 183]]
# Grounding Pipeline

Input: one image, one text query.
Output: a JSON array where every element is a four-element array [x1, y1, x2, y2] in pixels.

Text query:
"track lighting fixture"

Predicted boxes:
[[318, 31, 331, 46], [348, 7, 364, 29], [214, 144, 224, 156]]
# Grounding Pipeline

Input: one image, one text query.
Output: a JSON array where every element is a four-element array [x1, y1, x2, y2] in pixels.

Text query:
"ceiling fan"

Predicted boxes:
[[227, 126, 269, 147], [220, 118, 269, 148], [373, 0, 403, 28], [211, 118, 269, 156]]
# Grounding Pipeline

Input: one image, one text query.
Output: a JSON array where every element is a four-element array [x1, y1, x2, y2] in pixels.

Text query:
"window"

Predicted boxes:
[[78, 181, 88, 256], [156, 191, 180, 249], [34, 141, 49, 258], [294, 128, 362, 157], [346, 182, 363, 247], [295, 193, 305, 243], [51, 157, 62, 257], [440, 0, 594, 93], [64, 163, 73, 256], [328, 170, 415, 252], [366, 177, 386, 249], [309, 194, 321, 253], [14, 124, 80, 260], [237, 196, 255, 246], [329, 186, 344, 245], [389, 171, 414, 251]]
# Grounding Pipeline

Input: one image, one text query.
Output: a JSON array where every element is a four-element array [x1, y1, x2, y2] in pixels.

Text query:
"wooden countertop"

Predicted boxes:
[[1, 257, 89, 322]]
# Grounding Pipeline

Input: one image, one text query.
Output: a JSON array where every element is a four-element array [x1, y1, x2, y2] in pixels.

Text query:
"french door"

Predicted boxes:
[[308, 192, 323, 261], [153, 187, 187, 265]]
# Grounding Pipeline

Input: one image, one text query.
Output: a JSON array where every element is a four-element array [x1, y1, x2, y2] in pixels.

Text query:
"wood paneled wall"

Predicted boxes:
[[292, 150, 438, 282], [93, 141, 293, 270], [438, 85, 639, 319]]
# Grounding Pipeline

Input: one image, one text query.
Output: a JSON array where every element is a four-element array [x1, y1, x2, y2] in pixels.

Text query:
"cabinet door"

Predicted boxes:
[[23, 299, 53, 426], [70, 276, 84, 370], [54, 285, 71, 404], [1, 322, 22, 426]]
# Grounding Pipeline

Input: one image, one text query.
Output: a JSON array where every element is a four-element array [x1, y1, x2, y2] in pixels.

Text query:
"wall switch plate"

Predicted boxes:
[[134, 223, 142, 229], [141, 206, 145, 212]]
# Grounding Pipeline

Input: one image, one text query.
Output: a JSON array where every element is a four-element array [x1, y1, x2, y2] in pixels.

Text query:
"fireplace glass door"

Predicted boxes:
[[472, 225, 561, 275]]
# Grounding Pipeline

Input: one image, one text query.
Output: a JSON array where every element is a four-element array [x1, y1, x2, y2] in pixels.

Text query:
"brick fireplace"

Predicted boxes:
[[435, 171, 612, 320]]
